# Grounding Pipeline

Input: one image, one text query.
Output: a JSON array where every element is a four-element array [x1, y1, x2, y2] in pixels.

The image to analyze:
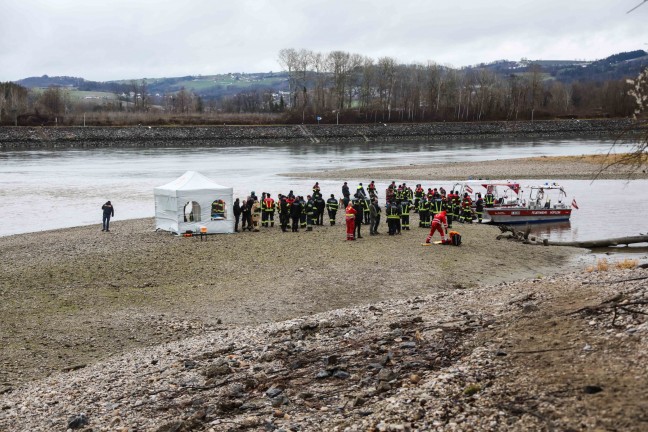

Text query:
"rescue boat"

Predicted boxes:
[[484, 184, 575, 224]]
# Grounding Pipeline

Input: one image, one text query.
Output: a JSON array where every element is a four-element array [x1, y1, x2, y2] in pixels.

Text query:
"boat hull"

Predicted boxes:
[[484, 207, 572, 224]]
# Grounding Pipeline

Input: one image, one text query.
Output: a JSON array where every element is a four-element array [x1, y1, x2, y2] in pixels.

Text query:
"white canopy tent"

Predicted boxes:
[[154, 171, 234, 234]]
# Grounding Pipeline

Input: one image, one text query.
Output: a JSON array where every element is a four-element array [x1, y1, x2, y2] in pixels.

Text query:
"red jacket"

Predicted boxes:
[[432, 210, 448, 227], [345, 204, 357, 220]]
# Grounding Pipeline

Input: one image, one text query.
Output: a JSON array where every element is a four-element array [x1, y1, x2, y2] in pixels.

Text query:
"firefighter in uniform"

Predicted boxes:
[[414, 184, 424, 211], [367, 181, 377, 200], [326, 194, 339, 225], [314, 192, 325, 225], [362, 198, 370, 225], [387, 201, 400, 235], [299, 196, 308, 229], [290, 196, 302, 232], [305, 196, 316, 231], [418, 196, 430, 228], [211, 199, 225, 218], [400, 199, 412, 230], [431, 191, 443, 220], [460, 193, 473, 223], [485, 189, 496, 208], [262, 194, 275, 227], [475, 193, 484, 223]]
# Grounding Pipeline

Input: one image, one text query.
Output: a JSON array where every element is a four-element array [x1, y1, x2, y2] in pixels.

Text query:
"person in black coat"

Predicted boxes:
[[101, 201, 114, 232], [241, 198, 251, 231], [353, 199, 364, 239], [279, 196, 290, 232], [342, 182, 350, 201], [233, 198, 242, 232], [290, 197, 302, 232]]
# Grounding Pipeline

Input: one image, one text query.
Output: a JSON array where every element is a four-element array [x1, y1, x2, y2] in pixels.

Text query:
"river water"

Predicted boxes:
[[1, 137, 646, 246]]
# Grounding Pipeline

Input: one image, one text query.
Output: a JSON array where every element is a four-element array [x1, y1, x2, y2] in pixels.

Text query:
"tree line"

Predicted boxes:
[[0, 49, 644, 126]]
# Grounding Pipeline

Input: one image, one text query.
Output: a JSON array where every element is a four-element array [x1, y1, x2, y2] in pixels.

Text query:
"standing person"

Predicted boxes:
[[369, 198, 378, 235], [299, 196, 308, 229], [290, 196, 302, 232], [425, 210, 449, 244], [101, 201, 114, 232], [240, 198, 249, 231], [461, 193, 473, 223], [367, 181, 377, 200], [400, 199, 411, 230], [475, 193, 484, 223], [279, 196, 290, 232], [233, 198, 242, 232], [251, 197, 262, 232], [342, 182, 350, 205], [245, 196, 255, 231], [386, 201, 400, 235], [305, 196, 316, 231], [314, 192, 326, 225], [362, 198, 371, 225], [326, 194, 339, 225], [355, 183, 367, 200], [485, 188, 496, 208], [372, 199, 381, 234], [414, 184, 424, 211], [263, 193, 275, 227], [353, 199, 364, 239], [345, 201, 357, 240], [418, 197, 430, 228]]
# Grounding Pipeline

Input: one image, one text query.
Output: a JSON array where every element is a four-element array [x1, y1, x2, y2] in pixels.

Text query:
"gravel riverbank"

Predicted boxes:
[[1, 257, 647, 431], [0, 119, 640, 150]]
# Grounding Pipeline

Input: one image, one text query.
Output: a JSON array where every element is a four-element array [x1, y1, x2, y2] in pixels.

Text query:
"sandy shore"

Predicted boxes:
[[289, 154, 648, 181]]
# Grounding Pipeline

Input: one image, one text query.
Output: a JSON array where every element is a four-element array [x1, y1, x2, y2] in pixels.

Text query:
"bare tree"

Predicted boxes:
[[39, 86, 66, 118], [376, 56, 397, 121], [278, 48, 299, 108], [619, 68, 648, 170], [1, 82, 28, 125]]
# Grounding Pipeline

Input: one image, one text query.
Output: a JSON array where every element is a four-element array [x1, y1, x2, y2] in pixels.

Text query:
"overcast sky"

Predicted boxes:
[[1, 0, 646, 82]]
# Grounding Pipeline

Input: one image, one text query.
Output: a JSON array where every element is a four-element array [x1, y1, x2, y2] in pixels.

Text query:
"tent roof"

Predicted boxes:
[[155, 171, 230, 192]]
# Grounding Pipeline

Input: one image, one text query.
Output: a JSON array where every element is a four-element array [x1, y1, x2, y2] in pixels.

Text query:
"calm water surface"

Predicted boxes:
[[1, 137, 646, 245]]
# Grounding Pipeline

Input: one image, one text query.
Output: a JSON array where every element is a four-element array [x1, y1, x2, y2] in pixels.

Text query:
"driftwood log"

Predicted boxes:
[[496, 225, 648, 248]]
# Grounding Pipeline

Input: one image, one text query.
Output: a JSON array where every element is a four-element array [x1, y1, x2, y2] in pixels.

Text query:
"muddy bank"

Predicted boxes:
[[0, 118, 640, 150]]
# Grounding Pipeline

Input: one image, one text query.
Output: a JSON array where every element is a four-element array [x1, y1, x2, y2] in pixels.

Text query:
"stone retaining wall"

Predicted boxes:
[[0, 119, 639, 150]]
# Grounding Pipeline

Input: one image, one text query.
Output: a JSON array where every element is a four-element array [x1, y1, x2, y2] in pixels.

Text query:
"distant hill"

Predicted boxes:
[[467, 50, 648, 82], [13, 50, 648, 100], [16, 72, 290, 100]]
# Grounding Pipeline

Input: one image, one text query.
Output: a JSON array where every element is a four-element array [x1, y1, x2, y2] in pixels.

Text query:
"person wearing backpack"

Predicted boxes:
[[425, 210, 449, 244]]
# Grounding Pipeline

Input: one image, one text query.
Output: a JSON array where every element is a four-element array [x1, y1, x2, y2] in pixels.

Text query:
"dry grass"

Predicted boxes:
[[586, 257, 638, 272], [615, 258, 639, 269]]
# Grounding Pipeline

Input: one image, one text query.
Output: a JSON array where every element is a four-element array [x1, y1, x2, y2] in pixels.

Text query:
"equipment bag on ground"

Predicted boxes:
[[449, 230, 462, 246]]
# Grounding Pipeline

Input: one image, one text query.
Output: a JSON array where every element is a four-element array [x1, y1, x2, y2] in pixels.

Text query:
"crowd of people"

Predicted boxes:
[[231, 181, 494, 243]]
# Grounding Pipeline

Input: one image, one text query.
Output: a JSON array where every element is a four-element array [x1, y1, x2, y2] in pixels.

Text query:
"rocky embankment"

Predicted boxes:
[[0, 119, 640, 150], [1, 267, 647, 431]]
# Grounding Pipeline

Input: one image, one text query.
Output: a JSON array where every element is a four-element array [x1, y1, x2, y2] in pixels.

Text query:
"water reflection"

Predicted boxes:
[[527, 221, 573, 239]]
